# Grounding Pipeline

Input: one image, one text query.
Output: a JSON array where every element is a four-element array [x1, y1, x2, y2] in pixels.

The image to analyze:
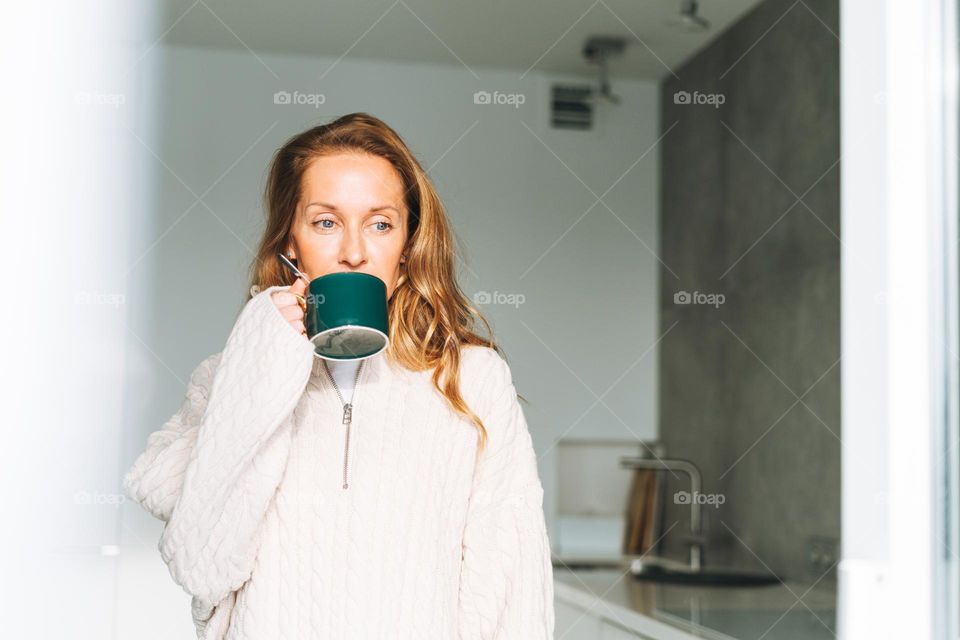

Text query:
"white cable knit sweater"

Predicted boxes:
[[122, 285, 555, 639]]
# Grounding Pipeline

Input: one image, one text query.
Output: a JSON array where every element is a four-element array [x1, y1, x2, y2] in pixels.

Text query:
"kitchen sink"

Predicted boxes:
[[630, 562, 781, 586], [630, 559, 781, 587]]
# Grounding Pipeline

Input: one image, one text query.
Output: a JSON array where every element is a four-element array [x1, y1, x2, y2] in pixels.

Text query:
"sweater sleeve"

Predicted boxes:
[[122, 285, 316, 613], [457, 351, 555, 640], [121, 350, 220, 523]]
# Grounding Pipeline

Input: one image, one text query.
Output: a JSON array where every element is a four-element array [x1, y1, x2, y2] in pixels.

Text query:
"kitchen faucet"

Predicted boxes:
[[619, 455, 705, 571]]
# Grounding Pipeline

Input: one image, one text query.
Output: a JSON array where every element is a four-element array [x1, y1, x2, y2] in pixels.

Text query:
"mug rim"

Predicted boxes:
[[309, 324, 389, 362]]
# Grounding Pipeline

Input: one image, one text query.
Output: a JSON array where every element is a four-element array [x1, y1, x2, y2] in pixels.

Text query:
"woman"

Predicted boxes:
[[122, 113, 555, 639]]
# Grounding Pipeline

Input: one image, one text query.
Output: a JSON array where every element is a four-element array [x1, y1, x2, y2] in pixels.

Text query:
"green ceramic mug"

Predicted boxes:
[[305, 272, 390, 361]]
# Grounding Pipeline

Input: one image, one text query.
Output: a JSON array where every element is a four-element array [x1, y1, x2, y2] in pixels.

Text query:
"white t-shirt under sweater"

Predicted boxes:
[[325, 358, 360, 403], [121, 284, 555, 640]]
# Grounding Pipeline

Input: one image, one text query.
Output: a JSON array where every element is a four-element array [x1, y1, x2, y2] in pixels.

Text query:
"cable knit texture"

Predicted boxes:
[[122, 285, 555, 639]]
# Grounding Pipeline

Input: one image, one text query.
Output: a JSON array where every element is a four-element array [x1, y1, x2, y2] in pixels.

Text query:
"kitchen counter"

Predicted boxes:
[[553, 566, 836, 640]]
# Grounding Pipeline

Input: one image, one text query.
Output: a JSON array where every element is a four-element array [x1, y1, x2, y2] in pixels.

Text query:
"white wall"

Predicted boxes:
[[119, 42, 660, 636]]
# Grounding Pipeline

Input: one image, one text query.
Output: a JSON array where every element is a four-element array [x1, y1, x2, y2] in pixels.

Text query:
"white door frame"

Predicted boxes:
[[839, 0, 958, 637]]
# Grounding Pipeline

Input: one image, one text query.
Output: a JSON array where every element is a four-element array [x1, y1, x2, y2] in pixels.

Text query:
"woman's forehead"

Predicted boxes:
[[301, 153, 405, 208]]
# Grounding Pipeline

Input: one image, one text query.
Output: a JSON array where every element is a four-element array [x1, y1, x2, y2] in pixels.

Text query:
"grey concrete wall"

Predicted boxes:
[[657, 0, 840, 583]]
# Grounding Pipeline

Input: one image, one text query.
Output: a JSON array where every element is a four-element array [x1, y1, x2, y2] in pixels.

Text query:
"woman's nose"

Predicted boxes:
[[338, 229, 367, 267]]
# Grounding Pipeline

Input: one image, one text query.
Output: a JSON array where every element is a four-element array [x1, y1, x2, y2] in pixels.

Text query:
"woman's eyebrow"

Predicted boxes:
[[305, 201, 400, 213]]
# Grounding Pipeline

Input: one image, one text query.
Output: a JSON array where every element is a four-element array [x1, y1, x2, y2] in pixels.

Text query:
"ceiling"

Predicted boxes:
[[159, 0, 765, 80]]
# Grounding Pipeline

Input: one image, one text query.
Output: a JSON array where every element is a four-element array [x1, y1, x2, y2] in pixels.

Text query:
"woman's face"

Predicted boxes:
[[287, 152, 408, 299]]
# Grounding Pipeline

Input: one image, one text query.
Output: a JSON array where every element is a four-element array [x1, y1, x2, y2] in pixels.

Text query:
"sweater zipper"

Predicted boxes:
[[321, 359, 366, 490]]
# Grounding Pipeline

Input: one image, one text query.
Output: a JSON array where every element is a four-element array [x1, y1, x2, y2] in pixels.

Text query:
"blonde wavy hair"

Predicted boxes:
[[248, 112, 510, 454]]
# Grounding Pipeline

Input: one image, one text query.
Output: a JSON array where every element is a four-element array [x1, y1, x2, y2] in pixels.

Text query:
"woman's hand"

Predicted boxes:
[[271, 277, 308, 337]]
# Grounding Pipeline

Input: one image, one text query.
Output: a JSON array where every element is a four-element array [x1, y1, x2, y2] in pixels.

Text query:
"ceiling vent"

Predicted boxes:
[[551, 84, 593, 130]]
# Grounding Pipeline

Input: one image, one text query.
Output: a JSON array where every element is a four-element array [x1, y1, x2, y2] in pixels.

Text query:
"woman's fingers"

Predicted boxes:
[[290, 275, 308, 296], [270, 280, 308, 337], [272, 291, 300, 308], [289, 279, 308, 336], [279, 303, 304, 322]]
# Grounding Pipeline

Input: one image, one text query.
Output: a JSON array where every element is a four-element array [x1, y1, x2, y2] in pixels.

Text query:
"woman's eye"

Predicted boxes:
[[311, 219, 391, 232]]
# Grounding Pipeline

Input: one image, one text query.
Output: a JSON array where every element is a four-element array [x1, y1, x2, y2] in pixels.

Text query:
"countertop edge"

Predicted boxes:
[[553, 578, 738, 640]]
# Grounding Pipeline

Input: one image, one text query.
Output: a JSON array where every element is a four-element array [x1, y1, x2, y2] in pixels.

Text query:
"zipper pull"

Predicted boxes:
[[342, 403, 352, 425]]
